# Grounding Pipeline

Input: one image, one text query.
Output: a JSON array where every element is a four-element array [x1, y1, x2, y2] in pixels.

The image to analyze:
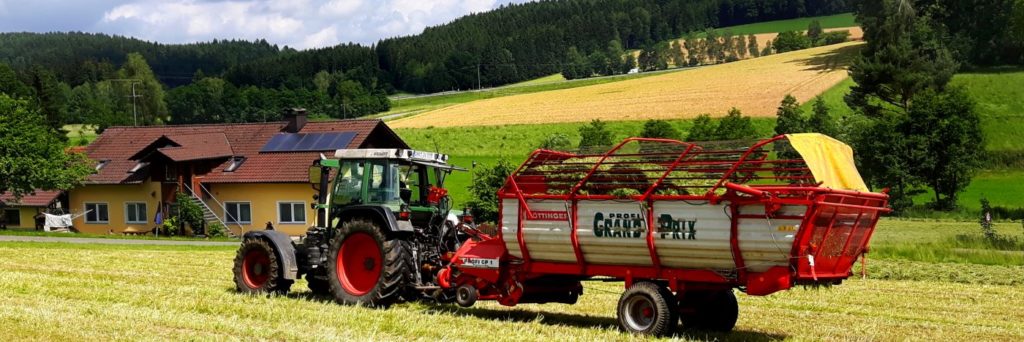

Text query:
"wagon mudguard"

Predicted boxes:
[[242, 230, 299, 280], [335, 205, 413, 233]]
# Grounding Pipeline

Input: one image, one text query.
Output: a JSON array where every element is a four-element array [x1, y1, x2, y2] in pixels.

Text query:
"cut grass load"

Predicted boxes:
[[397, 119, 778, 205], [390, 42, 862, 128]]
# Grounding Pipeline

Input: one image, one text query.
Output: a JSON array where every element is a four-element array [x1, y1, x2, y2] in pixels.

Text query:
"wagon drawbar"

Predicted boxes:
[[440, 134, 891, 336]]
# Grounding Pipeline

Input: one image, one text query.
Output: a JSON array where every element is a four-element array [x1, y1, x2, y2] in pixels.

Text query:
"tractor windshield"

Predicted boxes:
[[332, 159, 402, 209], [333, 160, 363, 206], [366, 160, 402, 207]]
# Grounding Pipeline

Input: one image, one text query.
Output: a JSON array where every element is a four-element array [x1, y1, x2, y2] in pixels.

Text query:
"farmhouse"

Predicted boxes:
[[0, 191, 64, 229], [68, 109, 407, 236]]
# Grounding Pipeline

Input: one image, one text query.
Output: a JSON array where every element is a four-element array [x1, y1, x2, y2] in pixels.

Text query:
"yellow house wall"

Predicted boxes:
[[18, 207, 39, 228], [205, 183, 316, 236], [2, 207, 42, 229], [69, 181, 163, 234]]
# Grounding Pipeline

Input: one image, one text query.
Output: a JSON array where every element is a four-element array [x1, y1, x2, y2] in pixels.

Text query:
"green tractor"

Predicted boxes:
[[231, 149, 470, 306]]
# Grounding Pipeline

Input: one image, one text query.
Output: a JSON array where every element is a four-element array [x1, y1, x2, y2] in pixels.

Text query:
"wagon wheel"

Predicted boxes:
[[616, 281, 677, 336], [679, 289, 738, 332], [232, 238, 293, 294]]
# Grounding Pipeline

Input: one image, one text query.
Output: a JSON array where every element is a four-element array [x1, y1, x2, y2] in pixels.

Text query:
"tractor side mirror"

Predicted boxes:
[[309, 165, 322, 191]]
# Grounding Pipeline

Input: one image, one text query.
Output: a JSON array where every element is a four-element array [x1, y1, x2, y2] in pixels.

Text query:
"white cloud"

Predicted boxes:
[[320, 0, 363, 17], [91, 0, 529, 49], [298, 26, 338, 50]]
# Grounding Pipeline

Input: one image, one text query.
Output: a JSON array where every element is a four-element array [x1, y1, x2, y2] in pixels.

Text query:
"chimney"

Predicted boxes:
[[283, 108, 308, 133]]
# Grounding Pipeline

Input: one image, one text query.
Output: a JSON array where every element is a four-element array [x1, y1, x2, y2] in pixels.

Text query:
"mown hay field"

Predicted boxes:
[[390, 41, 863, 128], [629, 27, 865, 64], [2, 218, 1023, 341]]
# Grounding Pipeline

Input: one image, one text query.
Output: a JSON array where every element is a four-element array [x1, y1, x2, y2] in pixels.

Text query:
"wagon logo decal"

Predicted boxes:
[[527, 210, 569, 221], [657, 214, 697, 240], [593, 212, 646, 238], [592, 212, 697, 240], [460, 257, 500, 269]]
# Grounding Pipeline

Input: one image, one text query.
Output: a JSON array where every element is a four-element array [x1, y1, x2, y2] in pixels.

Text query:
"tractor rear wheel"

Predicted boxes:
[[679, 289, 738, 332], [616, 282, 677, 336], [326, 220, 412, 307], [232, 238, 293, 294]]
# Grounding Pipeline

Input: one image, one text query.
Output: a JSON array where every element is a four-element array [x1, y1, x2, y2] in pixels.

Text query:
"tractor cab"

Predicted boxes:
[[309, 149, 464, 231]]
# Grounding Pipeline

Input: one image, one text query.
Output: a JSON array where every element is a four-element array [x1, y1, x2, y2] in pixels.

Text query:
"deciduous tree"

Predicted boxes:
[[640, 119, 681, 140], [579, 119, 614, 149], [714, 107, 758, 140], [0, 94, 92, 200], [774, 95, 806, 135], [807, 96, 839, 137]]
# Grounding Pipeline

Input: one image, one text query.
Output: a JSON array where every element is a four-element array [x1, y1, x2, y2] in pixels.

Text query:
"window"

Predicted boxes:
[[225, 202, 251, 224], [3, 209, 20, 226], [125, 202, 147, 224], [128, 162, 149, 173], [84, 203, 109, 223], [333, 161, 364, 206], [278, 202, 306, 224], [224, 157, 246, 172], [366, 161, 400, 205]]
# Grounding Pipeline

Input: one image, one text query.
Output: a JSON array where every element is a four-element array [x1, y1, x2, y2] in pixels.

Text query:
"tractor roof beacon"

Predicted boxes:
[[231, 148, 473, 307]]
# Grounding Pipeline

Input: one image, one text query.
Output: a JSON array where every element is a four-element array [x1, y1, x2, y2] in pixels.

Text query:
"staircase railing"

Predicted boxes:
[[182, 182, 244, 237]]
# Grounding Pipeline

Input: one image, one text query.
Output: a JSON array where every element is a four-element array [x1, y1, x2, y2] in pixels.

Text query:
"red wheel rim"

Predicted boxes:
[[337, 232, 382, 296], [242, 249, 271, 288]]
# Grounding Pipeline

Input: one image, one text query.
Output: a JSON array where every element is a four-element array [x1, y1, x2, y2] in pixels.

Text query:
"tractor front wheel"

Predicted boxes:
[[326, 220, 412, 307], [616, 282, 677, 336], [232, 238, 292, 294]]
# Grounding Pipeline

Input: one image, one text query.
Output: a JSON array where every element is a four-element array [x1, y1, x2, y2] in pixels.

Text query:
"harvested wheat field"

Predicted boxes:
[[390, 41, 862, 128]]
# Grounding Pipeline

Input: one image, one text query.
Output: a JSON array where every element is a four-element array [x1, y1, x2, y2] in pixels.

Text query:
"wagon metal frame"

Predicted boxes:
[[441, 135, 891, 335]]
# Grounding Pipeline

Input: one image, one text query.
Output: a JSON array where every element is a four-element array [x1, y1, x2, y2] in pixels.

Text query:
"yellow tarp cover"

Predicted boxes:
[[785, 133, 869, 192]]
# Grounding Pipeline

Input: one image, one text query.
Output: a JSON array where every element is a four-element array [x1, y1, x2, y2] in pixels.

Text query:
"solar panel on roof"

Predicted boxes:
[[260, 132, 356, 152]]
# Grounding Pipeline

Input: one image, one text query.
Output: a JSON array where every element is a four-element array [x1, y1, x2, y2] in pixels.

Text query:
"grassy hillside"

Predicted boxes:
[[801, 69, 1024, 153], [407, 69, 1024, 211], [2, 217, 1022, 340], [384, 13, 861, 121], [390, 42, 862, 128], [792, 69, 1024, 211], [703, 13, 857, 36], [378, 71, 677, 120]]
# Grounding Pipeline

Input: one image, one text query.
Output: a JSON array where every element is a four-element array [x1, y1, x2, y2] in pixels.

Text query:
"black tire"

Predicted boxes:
[[306, 274, 331, 295], [326, 220, 413, 307], [455, 284, 478, 307], [616, 281, 677, 336], [679, 289, 738, 332], [232, 238, 293, 294]]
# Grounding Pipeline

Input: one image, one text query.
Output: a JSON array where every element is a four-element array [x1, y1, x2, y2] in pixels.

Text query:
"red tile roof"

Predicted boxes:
[[0, 190, 62, 207], [84, 119, 407, 184], [157, 133, 234, 162]]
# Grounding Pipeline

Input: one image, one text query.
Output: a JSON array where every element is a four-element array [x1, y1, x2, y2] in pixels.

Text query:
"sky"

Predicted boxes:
[[0, 0, 531, 50]]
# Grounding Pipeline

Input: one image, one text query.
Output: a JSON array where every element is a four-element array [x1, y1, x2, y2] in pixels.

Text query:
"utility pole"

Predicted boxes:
[[477, 63, 481, 90], [111, 79, 142, 126], [129, 82, 141, 126]]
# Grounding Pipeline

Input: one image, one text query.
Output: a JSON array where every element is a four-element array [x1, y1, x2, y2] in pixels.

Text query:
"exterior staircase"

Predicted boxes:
[[181, 183, 241, 238]]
